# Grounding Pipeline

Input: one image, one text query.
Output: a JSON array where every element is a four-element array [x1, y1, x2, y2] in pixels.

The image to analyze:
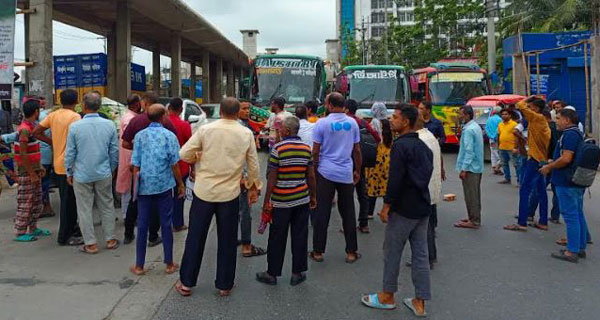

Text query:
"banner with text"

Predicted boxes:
[[0, 0, 16, 100]]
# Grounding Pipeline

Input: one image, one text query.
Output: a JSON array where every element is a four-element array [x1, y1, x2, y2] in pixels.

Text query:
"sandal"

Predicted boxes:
[[219, 290, 231, 297], [360, 293, 396, 310], [14, 234, 38, 242], [106, 239, 120, 250], [346, 252, 362, 264], [28, 228, 51, 237], [530, 223, 548, 231], [556, 238, 567, 246], [242, 245, 267, 257], [504, 224, 527, 232], [166, 263, 179, 274], [309, 251, 324, 263], [455, 221, 480, 229], [79, 244, 99, 254], [175, 281, 192, 297], [130, 265, 147, 276]]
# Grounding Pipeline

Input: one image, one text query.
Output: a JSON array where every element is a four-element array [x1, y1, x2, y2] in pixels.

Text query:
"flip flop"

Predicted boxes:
[[165, 263, 180, 274], [130, 265, 147, 276], [403, 298, 428, 317], [242, 245, 267, 257], [503, 224, 527, 232], [14, 234, 38, 242], [530, 223, 548, 231], [106, 239, 120, 250], [309, 251, 324, 263], [346, 252, 362, 264], [360, 293, 396, 310], [79, 244, 99, 254], [454, 221, 480, 229], [175, 281, 192, 297], [28, 228, 51, 237]]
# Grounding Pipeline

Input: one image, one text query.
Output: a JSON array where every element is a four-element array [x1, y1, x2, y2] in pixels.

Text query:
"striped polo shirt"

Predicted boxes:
[[268, 136, 313, 208]]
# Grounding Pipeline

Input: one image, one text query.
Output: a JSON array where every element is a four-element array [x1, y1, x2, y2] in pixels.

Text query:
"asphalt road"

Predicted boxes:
[[153, 151, 600, 320]]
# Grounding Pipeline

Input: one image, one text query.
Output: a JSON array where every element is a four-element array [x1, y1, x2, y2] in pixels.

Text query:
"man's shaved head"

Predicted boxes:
[[148, 104, 166, 122], [327, 92, 345, 109], [220, 97, 241, 118]]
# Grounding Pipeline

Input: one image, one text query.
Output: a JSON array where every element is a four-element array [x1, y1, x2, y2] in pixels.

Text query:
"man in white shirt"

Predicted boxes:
[[295, 105, 315, 149], [416, 110, 444, 269]]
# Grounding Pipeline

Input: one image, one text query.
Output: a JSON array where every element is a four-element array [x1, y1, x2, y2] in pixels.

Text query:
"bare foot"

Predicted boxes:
[[130, 265, 146, 276], [165, 263, 179, 274]]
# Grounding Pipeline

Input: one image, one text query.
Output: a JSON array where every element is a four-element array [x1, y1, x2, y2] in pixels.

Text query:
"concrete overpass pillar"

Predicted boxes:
[[115, 0, 131, 103], [591, 36, 600, 141], [190, 62, 196, 101], [202, 53, 210, 104], [226, 63, 235, 97], [25, 0, 53, 102], [214, 57, 223, 101], [170, 32, 182, 97], [152, 47, 161, 94], [107, 25, 116, 98]]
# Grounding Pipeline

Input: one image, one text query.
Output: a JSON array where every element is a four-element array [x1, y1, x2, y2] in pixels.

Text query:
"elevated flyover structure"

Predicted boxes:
[[17, 0, 249, 103]]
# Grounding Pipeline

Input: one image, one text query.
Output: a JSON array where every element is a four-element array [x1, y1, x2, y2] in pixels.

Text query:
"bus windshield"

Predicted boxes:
[[348, 69, 405, 104], [429, 72, 488, 105], [252, 57, 321, 105]]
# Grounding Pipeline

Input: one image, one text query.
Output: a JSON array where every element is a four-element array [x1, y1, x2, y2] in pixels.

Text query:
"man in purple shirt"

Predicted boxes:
[[310, 92, 362, 264]]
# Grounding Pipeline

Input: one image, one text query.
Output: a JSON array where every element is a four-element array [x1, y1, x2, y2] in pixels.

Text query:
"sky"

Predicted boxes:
[[13, 0, 336, 72]]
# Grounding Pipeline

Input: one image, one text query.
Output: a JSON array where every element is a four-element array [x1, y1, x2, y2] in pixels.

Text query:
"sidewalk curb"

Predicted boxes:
[[105, 220, 216, 320]]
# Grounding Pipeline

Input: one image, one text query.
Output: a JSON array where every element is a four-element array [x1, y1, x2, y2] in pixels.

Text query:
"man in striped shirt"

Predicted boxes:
[[256, 116, 317, 286]]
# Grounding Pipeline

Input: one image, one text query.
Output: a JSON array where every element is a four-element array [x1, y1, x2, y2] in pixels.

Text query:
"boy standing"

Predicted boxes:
[[13, 100, 48, 242]]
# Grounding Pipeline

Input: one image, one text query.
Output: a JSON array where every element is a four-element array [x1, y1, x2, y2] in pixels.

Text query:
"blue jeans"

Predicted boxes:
[[137, 190, 174, 267], [518, 159, 547, 226], [527, 179, 560, 221], [515, 155, 526, 185], [499, 150, 519, 182], [556, 187, 587, 253]]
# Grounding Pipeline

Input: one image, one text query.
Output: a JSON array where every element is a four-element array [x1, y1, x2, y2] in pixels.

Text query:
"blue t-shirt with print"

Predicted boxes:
[[312, 113, 360, 184], [551, 127, 583, 187]]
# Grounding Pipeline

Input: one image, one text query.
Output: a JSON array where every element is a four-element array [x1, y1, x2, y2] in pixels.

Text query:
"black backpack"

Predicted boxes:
[[358, 119, 377, 168], [565, 130, 600, 187]]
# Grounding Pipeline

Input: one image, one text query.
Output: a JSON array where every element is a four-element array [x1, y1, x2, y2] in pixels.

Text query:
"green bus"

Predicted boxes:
[[337, 65, 411, 117]]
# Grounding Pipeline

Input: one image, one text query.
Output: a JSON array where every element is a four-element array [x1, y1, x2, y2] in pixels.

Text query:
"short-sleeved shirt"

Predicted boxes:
[[268, 136, 313, 208], [131, 123, 180, 195], [312, 112, 360, 184], [39, 108, 81, 174], [498, 120, 518, 151], [551, 126, 583, 188], [167, 114, 192, 177], [122, 112, 177, 145], [13, 120, 41, 175], [38, 110, 53, 165]]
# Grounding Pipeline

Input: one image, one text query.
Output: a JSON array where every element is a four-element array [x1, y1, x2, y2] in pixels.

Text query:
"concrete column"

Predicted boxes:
[[512, 55, 528, 96], [106, 25, 116, 98], [226, 62, 235, 97], [239, 67, 245, 99], [115, 0, 131, 103], [170, 32, 182, 97], [190, 62, 196, 101], [214, 57, 223, 101], [152, 47, 161, 94], [591, 36, 600, 141], [202, 53, 210, 104], [25, 0, 53, 102]]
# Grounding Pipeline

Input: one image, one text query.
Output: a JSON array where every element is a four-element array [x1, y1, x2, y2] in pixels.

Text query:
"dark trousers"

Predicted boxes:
[[427, 205, 438, 263], [239, 190, 252, 245], [56, 174, 79, 244], [313, 173, 358, 254], [172, 174, 188, 229], [41, 164, 52, 204], [124, 193, 160, 242], [368, 197, 378, 216], [180, 195, 239, 290], [462, 172, 482, 225], [355, 169, 370, 227], [267, 204, 309, 277], [518, 159, 547, 226], [136, 190, 174, 267]]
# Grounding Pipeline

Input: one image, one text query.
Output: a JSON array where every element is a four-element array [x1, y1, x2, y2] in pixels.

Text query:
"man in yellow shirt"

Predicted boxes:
[[504, 97, 551, 232], [33, 89, 83, 246], [497, 109, 518, 185]]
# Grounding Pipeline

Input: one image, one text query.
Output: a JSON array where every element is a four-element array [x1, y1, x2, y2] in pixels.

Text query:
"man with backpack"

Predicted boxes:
[[540, 108, 599, 263], [345, 99, 380, 234]]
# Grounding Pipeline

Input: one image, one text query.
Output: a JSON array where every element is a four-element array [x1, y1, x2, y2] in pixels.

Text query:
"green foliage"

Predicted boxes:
[[342, 0, 486, 69]]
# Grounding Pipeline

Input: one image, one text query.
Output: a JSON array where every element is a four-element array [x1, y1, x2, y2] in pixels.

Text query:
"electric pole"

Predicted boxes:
[[357, 17, 368, 65], [486, 0, 497, 74]]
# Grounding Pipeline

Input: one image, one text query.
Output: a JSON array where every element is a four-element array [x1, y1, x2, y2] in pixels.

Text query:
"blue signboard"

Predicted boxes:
[[530, 74, 549, 95], [54, 53, 145, 92]]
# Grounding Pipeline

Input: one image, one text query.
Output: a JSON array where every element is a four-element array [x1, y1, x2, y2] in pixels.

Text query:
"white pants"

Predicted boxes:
[[121, 190, 132, 219], [73, 176, 116, 245], [490, 144, 501, 167]]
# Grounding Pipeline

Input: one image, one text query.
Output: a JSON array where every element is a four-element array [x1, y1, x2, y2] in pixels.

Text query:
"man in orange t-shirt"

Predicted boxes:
[[33, 89, 82, 246], [497, 109, 518, 185]]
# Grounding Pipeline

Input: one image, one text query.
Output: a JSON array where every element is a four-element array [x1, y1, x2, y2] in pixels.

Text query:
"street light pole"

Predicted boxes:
[[486, 0, 497, 74]]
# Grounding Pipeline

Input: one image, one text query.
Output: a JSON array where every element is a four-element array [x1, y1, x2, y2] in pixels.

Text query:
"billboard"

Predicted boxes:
[[0, 0, 16, 100]]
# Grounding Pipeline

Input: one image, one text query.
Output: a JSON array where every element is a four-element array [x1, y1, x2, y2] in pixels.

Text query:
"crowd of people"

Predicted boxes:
[[0, 87, 596, 317]]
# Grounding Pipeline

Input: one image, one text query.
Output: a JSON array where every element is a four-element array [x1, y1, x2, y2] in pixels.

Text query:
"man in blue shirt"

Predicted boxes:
[[418, 102, 446, 145], [454, 105, 484, 229], [485, 106, 503, 175], [130, 104, 184, 275], [64, 92, 119, 254], [540, 109, 587, 263]]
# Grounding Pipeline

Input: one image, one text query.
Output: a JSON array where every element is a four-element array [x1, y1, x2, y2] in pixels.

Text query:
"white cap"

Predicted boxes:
[[565, 106, 576, 111]]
